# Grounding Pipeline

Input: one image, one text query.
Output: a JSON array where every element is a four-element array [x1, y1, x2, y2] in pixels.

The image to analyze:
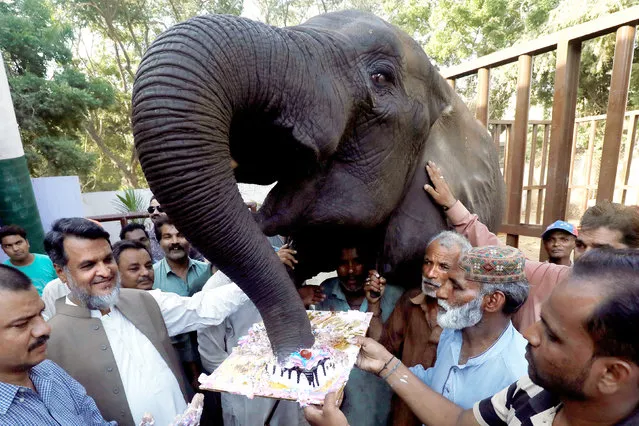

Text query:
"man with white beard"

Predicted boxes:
[[42, 218, 249, 426], [367, 230, 470, 426], [408, 245, 529, 410]]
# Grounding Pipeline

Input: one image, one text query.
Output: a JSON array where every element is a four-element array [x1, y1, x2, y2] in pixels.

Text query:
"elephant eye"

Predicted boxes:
[[371, 72, 391, 86]]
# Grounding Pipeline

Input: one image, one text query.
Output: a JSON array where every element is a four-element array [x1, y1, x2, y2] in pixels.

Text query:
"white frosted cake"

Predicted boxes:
[[266, 348, 339, 389], [200, 310, 372, 405]]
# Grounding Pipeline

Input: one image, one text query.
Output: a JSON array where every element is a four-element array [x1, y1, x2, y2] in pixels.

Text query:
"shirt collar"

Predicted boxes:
[[0, 382, 19, 414], [452, 321, 516, 367], [65, 296, 113, 318], [327, 279, 348, 302], [324, 278, 368, 312], [0, 361, 51, 414], [160, 257, 195, 276], [474, 321, 515, 365]]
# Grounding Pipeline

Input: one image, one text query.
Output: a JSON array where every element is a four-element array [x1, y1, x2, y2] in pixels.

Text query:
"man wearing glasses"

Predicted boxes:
[[145, 197, 206, 263], [146, 196, 168, 262]]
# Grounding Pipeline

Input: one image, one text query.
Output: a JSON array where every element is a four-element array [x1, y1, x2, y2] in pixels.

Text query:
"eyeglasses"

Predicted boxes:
[[147, 206, 164, 214]]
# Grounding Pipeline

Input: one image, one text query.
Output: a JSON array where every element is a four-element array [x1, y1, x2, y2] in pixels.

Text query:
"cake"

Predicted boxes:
[[200, 310, 373, 405], [266, 348, 339, 389]]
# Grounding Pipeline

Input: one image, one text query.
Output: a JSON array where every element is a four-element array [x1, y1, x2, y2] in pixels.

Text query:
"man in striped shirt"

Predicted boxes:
[[305, 248, 639, 426], [0, 265, 112, 425]]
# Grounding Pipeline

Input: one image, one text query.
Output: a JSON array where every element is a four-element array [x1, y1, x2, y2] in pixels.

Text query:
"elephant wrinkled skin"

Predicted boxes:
[[132, 11, 504, 359]]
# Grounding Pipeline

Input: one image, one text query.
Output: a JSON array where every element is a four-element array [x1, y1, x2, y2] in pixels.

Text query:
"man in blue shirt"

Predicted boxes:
[[410, 245, 529, 409], [153, 216, 211, 296], [316, 245, 403, 426], [0, 264, 112, 425], [0, 225, 57, 295]]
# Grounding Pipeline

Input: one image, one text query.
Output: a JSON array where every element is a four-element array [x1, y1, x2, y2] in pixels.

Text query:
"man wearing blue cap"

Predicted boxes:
[[541, 220, 577, 266]]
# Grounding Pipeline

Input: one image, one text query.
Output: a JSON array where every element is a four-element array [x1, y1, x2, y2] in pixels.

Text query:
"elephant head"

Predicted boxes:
[[132, 11, 504, 359]]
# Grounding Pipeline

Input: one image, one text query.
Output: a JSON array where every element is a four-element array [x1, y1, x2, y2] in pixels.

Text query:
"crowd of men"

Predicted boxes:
[[1, 160, 638, 426]]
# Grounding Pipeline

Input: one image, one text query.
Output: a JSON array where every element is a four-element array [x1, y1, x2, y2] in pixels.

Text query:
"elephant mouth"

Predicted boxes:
[[229, 107, 320, 186], [229, 106, 337, 239]]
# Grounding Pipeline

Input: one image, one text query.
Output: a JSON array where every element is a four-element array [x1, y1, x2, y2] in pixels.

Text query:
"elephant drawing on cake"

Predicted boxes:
[[131, 11, 505, 358]]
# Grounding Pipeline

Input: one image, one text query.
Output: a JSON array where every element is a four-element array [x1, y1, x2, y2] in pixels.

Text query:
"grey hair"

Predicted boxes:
[[480, 280, 529, 315], [427, 231, 472, 255]]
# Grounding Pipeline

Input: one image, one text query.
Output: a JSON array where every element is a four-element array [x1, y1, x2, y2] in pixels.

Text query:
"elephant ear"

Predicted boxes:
[[382, 85, 505, 282]]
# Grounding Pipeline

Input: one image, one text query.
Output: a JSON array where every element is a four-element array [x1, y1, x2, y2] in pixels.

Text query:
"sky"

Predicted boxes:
[[241, 0, 262, 20]]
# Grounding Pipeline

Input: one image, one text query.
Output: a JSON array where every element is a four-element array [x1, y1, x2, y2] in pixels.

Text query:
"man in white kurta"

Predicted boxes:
[[41, 277, 68, 320], [43, 217, 249, 425], [55, 285, 248, 425]]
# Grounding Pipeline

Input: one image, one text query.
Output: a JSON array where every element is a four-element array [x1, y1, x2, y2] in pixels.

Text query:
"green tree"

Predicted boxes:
[[0, 0, 114, 183], [382, 0, 433, 44], [417, 0, 560, 67], [531, 0, 639, 116], [254, 0, 379, 28], [59, 0, 243, 190], [378, 0, 560, 119]]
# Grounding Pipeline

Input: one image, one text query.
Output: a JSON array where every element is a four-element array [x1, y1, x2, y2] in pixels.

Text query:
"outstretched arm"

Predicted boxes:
[[364, 270, 386, 341], [424, 161, 571, 331], [424, 161, 500, 247], [305, 337, 481, 426], [150, 284, 249, 336], [355, 336, 480, 426]]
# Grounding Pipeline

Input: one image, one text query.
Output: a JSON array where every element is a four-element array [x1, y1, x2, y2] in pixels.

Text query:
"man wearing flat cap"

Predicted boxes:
[[409, 246, 530, 409]]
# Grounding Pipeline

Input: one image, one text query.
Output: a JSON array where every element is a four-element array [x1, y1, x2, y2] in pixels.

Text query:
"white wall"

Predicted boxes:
[[33, 176, 85, 232], [0, 60, 23, 161]]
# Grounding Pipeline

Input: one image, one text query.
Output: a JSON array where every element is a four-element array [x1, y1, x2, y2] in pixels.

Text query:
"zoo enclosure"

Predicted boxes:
[[440, 7, 639, 258]]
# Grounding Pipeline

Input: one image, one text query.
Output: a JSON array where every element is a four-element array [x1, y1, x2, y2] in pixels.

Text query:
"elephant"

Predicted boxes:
[[131, 10, 505, 360]]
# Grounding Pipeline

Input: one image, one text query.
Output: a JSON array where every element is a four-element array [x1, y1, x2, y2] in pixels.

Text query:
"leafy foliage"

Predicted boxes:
[[0, 0, 73, 77], [398, 0, 561, 67], [112, 188, 147, 223], [57, 0, 245, 190], [1, 0, 114, 183], [530, 0, 639, 116]]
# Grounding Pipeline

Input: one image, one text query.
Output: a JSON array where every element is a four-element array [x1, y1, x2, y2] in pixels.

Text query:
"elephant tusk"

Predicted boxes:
[[231, 158, 239, 169]]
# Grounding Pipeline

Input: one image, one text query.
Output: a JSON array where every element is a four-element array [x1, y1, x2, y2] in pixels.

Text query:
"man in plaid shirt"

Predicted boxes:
[[0, 265, 112, 425]]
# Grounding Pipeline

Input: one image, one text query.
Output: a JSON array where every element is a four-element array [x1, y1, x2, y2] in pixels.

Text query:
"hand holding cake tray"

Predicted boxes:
[[199, 310, 373, 405]]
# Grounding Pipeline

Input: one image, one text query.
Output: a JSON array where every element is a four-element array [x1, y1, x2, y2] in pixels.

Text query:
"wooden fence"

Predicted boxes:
[[441, 7, 639, 258]]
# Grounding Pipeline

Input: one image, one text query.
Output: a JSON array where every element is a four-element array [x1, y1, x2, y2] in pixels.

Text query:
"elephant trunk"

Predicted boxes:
[[132, 15, 315, 358]]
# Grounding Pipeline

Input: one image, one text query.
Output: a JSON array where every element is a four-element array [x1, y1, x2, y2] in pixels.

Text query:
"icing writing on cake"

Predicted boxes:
[[266, 348, 337, 388]]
